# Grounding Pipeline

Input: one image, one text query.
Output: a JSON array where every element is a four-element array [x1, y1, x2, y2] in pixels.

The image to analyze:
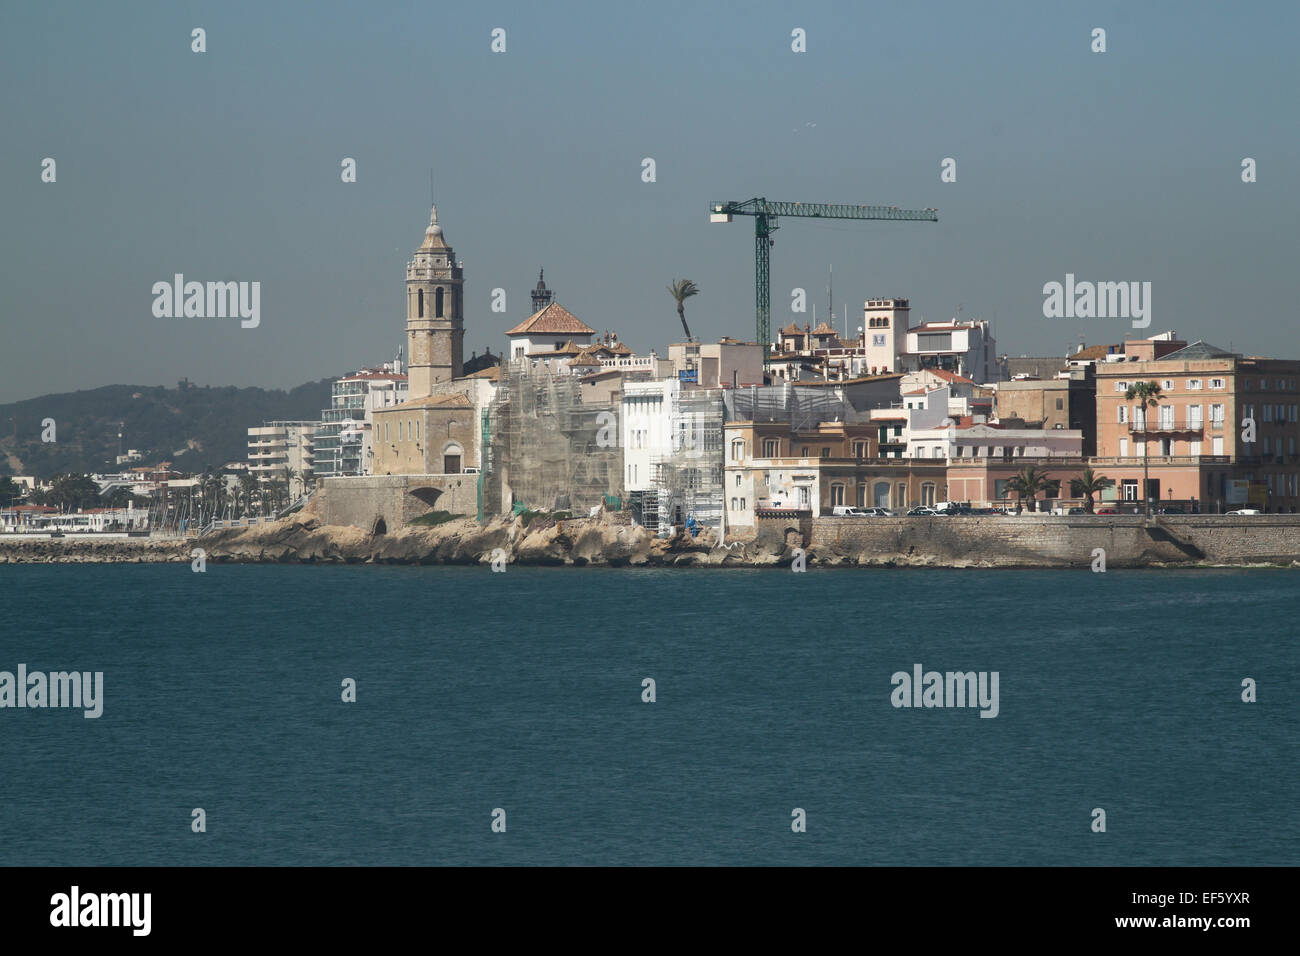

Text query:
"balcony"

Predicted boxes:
[[1128, 419, 1204, 434]]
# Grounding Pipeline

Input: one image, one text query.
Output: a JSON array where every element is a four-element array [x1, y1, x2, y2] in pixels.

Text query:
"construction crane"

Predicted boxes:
[[709, 198, 938, 367]]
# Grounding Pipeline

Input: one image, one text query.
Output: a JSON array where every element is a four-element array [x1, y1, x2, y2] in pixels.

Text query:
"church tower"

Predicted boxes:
[[530, 268, 553, 315], [405, 205, 464, 399]]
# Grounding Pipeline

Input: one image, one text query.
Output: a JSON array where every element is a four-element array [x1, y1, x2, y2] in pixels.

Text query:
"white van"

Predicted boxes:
[[831, 506, 866, 517]]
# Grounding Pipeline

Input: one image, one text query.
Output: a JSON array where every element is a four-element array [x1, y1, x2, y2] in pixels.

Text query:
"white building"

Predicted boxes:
[[247, 421, 316, 498], [314, 363, 409, 479]]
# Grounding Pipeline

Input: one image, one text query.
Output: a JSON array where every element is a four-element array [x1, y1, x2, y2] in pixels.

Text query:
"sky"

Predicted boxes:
[[2, 0, 1297, 403]]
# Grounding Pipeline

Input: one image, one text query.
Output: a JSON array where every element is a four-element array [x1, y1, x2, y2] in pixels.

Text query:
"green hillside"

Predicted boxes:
[[0, 378, 334, 478]]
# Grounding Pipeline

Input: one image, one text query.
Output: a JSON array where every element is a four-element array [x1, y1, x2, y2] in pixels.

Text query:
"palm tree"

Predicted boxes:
[[1070, 467, 1115, 513], [238, 474, 257, 517], [668, 279, 700, 342], [1007, 465, 1053, 513], [1125, 381, 1163, 516], [283, 466, 298, 505]]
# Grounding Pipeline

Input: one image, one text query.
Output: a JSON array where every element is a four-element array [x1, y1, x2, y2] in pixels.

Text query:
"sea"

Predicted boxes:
[[0, 564, 1295, 866]]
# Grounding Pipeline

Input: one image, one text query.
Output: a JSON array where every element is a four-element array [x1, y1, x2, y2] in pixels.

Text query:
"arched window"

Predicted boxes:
[[435, 287, 445, 317], [417, 289, 424, 317]]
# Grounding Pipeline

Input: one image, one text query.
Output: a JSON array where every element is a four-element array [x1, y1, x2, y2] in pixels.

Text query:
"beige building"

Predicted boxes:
[[405, 205, 465, 398], [372, 394, 478, 477], [668, 338, 764, 387]]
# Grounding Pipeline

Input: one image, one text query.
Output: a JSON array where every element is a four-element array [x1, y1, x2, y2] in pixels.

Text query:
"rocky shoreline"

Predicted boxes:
[[3, 511, 1298, 568]]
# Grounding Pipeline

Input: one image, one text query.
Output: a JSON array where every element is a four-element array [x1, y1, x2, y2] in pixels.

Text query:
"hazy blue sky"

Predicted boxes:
[[2, 0, 1296, 402]]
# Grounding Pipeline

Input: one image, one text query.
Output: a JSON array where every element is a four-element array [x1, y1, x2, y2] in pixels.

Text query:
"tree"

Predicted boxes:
[[1125, 381, 1163, 516], [238, 474, 258, 517], [1070, 467, 1115, 513], [35, 474, 101, 512], [0, 475, 21, 507], [668, 279, 700, 343], [283, 466, 298, 505], [1007, 465, 1053, 513]]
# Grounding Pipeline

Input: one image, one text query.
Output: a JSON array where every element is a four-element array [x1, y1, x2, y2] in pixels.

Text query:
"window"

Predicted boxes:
[[852, 440, 868, 459], [1188, 404, 1203, 428], [384, 422, 389, 442], [735, 474, 742, 487], [1119, 438, 1129, 458], [1260, 379, 1269, 390], [1190, 440, 1201, 456], [1212, 436, 1224, 455], [1263, 437, 1271, 454], [414, 421, 420, 441], [1055, 398, 1063, 410], [740, 498, 745, 510], [921, 483, 936, 507], [797, 486, 810, 507], [1210, 404, 1225, 426], [762, 438, 779, 457], [1115, 381, 1129, 393], [821, 447, 830, 458], [1210, 378, 1225, 390], [1122, 479, 1139, 501], [731, 497, 738, 511], [1163, 380, 1174, 391], [1187, 379, 1202, 390], [398, 421, 404, 441], [443, 454, 460, 473], [831, 484, 845, 506], [1263, 405, 1273, 422], [417, 289, 424, 317], [801, 446, 809, 456], [1158, 405, 1174, 429], [731, 439, 745, 461], [1118, 405, 1129, 424], [435, 287, 444, 317]]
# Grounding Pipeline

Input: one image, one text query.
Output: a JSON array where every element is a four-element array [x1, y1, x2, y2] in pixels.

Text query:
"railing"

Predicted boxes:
[[1128, 420, 1204, 433]]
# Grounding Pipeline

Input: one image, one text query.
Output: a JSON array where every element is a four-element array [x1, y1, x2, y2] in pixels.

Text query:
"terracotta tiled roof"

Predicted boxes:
[[779, 323, 804, 335], [465, 367, 501, 381], [926, 369, 975, 384], [1070, 344, 1120, 361], [506, 302, 596, 336], [567, 355, 603, 367], [810, 322, 838, 335], [608, 342, 633, 355], [340, 371, 407, 382]]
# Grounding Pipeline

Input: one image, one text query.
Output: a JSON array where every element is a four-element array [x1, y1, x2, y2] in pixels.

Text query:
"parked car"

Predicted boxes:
[[1157, 506, 1186, 515], [1096, 507, 1117, 515], [1067, 507, 1088, 515], [859, 507, 891, 517], [906, 506, 939, 516], [1226, 509, 1262, 515]]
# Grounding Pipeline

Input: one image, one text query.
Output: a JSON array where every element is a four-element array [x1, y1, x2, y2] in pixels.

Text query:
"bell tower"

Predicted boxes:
[[406, 204, 464, 398]]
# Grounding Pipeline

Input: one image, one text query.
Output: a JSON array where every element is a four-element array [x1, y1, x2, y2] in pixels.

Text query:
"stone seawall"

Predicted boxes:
[[3, 514, 1300, 567], [782, 514, 1300, 567], [313, 474, 478, 531]]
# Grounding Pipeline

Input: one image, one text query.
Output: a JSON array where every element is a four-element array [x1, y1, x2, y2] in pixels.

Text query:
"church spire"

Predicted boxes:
[[531, 267, 553, 314], [420, 204, 447, 250]]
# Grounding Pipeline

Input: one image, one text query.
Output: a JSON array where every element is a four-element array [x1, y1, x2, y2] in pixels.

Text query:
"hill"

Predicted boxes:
[[0, 378, 334, 478]]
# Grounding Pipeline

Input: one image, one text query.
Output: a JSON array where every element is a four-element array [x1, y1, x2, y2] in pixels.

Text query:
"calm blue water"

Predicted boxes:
[[0, 564, 1295, 866]]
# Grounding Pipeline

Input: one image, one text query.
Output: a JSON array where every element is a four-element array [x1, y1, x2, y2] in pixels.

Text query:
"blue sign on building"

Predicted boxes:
[[678, 368, 698, 383]]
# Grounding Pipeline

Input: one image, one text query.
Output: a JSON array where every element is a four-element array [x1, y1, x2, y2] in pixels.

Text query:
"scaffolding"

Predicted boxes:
[[647, 389, 725, 533], [484, 361, 623, 515]]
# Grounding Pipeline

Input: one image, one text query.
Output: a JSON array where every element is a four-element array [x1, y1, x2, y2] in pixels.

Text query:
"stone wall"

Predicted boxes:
[[313, 474, 478, 532], [755, 514, 1300, 567]]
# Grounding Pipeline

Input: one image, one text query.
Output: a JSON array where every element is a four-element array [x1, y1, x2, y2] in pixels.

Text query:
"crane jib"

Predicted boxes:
[[709, 198, 937, 368]]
